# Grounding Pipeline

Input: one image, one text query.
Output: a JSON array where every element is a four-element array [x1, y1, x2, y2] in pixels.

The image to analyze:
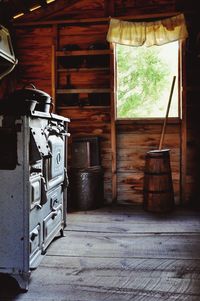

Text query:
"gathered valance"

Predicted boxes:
[[106, 14, 188, 47]]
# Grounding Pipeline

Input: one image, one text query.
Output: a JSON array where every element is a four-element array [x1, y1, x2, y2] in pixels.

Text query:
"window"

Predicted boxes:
[[115, 41, 179, 119]]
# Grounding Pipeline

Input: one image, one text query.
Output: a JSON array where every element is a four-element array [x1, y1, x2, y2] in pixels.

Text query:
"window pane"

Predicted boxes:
[[116, 41, 179, 119]]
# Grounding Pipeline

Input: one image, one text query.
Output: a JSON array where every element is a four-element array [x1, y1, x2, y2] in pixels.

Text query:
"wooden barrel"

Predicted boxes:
[[143, 149, 174, 213]]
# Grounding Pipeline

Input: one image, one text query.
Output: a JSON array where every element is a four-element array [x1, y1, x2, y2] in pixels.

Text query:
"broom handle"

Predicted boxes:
[[158, 76, 176, 150]]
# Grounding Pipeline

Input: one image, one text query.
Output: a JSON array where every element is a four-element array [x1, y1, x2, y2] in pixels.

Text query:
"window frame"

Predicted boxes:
[[113, 41, 182, 123]]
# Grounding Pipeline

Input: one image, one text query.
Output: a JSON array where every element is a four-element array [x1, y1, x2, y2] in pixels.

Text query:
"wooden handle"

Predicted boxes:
[[158, 76, 176, 150]]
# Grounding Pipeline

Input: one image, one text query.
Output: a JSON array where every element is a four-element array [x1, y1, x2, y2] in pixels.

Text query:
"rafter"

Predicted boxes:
[[37, 0, 79, 21], [13, 0, 79, 22]]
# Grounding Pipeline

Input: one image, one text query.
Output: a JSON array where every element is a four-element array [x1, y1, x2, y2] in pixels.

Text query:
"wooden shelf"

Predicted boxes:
[[56, 49, 112, 56], [56, 88, 111, 94], [50, 21, 116, 202], [52, 27, 112, 123]]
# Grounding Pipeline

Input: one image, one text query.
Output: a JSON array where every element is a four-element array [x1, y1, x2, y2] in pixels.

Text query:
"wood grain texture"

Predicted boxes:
[[1, 206, 200, 300], [14, 27, 53, 95], [11, 0, 200, 206], [58, 70, 110, 88], [115, 0, 175, 16], [116, 125, 180, 204], [15, 0, 105, 22], [59, 105, 112, 201], [13, 10, 183, 206]]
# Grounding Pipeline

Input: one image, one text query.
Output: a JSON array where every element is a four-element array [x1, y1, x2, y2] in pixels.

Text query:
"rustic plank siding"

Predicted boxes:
[[14, 27, 53, 95], [8, 0, 200, 205], [115, 0, 175, 16], [185, 9, 200, 207], [58, 70, 110, 88], [18, 0, 106, 22], [58, 24, 108, 49], [59, 106, 112, 201], [116, 122, 180, 203]]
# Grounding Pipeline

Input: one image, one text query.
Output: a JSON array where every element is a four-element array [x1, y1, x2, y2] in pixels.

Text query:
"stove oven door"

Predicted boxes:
[[46, 135, 65, 190], [30, 173, 42, 209]]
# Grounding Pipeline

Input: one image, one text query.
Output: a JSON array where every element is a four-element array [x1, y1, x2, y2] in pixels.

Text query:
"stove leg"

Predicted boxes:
[[12, 271, 30, 292], [60, 228, 65, 237]]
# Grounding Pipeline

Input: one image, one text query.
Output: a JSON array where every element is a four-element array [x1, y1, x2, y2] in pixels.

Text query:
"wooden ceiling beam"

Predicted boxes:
[[14, 0, 79, 22], [36, 0, 79, 21], [13, 11, 181, 27]]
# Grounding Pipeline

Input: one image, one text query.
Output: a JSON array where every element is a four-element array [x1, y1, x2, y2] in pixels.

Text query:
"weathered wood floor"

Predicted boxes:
[[1, 205, 200, 301]]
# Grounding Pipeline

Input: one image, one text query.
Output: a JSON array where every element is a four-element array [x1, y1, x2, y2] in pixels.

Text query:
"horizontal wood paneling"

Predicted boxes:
[[59, 107, 112, 202], [58, 24, 109, 50], [115, 0, 175, 16], [58, 107, 111, 122], [17, 0, 105, 22], [58, 70, 110, 89], [11, 0, 200, 206], [116, 123, 180, 204], [14, 27, 53, 95]]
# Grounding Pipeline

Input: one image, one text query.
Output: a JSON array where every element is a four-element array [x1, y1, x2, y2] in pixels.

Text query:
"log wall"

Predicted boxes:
[[7, 0, 200, 206]]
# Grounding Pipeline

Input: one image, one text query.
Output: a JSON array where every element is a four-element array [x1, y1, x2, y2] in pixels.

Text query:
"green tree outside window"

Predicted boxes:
[[116, 42, 178, 118]]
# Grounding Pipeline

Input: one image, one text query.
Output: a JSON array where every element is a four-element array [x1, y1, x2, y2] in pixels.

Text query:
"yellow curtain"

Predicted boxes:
[[107, 14, 188, 46]]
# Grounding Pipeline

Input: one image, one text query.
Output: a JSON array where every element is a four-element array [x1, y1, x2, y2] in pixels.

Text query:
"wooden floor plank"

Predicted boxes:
[[67, 206, 200, 234], [2, 257, 200, 301], [47, 231, 200, 260], [66, 220, 200, 233], [0, 205, 200, 301], [66, 207, 200, 233]]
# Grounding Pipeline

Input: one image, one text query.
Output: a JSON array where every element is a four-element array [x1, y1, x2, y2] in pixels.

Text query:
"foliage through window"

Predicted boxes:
[[116, 42, 179, 119]]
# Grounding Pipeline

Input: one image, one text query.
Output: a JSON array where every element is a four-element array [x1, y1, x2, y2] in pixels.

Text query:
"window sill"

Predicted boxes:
[[116, 117, 181, 125]]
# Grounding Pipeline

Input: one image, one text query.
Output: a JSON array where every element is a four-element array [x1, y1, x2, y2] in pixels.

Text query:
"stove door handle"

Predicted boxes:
[[41, 176, 47, 205], [30, 230, 38, 241], [52, 212, 58, 220], [62, 168, 69, 189], [61, 132, 70, 137], [51, 198, 58, 211], [36, 204, 42, 209], [48, 128, 60, 135]]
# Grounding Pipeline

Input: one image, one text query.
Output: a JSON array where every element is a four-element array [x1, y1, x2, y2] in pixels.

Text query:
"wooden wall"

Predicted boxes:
[[117, 122, 180, 204], [5, 0, 200, 206], [185, 11, 200, 207], [14, 21, 113, 202], [14, 26, 53, 94], [55, 22, 112, 201]]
